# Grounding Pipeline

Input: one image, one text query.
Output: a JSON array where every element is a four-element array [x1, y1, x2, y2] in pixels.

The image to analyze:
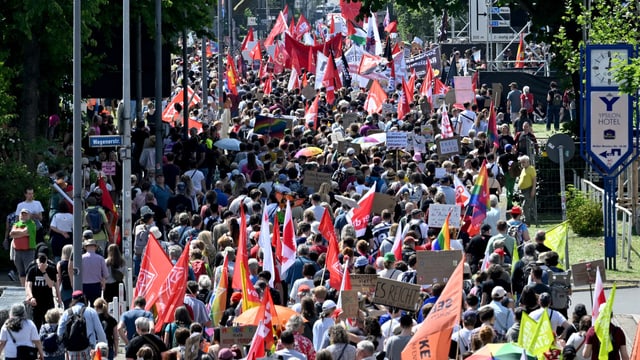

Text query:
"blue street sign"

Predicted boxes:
[[89, 135, 123, 147]]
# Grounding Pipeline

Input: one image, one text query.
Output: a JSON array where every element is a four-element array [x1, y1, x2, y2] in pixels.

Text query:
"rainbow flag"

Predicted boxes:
[[467, 160, 490, 236], [488, 101, 499, 149], [432, 211, 451, 251], [209, 253, 229, 326], [254, 114, 288, 138]]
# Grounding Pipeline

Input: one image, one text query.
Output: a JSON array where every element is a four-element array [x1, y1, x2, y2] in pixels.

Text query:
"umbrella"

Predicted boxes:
[[351, 136, 382, 145], [466, 343, 536, 360], [295, 147, 323, 158], [233, 305, 298, 327], [214, 138, 241, 151], [369, 132, 386, 143]]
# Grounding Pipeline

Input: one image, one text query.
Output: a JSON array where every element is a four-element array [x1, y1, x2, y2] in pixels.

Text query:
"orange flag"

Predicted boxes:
[[232, 206, 261, 311], [515, 33, 525, 68], [133, 234, 173, 308], [154, 241, 191, 333], [401, 255, 465, 360]]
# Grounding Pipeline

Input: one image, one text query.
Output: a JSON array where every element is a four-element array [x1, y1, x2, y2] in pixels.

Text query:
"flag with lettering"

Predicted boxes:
[[134, 234, 173, 308], [402, 254, 464, 360], [319, 209, 343, 289], [347, 185, 376, 237], [154, 241, 190, 332]]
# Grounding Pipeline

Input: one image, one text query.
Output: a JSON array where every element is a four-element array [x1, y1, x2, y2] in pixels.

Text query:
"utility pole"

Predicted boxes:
[[122, 0, 134, 302], [155, 0, 163, 168], [72, 0, 83, 291]]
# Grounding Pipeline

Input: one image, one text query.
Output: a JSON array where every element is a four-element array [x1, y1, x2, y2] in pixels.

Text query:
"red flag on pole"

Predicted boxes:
[[232, 206, 261, 311], [249, 42, 262, 61], [319, 209, 343, 290], [265, 11, 288, 46], [240, 27, 254, 52], [347, 185, 376, 237], [364, 80, 388, 114], [133, 234, 173, 308], [305, 96, 320, 130], [154, 241, 190, 332], [322, 54, 340, 104], [281, 201, 296, 275], [515, 33, 525, 68]]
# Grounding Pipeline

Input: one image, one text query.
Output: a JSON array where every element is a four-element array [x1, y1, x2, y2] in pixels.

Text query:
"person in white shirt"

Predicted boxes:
[[451, 310, 478, 356], [15, 188, 45, 223], [529, 292, 571, 337], [484, 195, 501, 236], [275, 330, 307, 360], [457, 102, 477, 137]]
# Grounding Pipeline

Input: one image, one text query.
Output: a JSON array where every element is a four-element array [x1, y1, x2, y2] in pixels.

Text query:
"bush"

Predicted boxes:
[[565, 185, 603, 236]]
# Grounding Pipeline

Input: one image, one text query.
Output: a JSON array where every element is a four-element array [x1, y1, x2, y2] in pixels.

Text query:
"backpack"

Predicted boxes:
[[508, 160, 521, 178], [547, 270, 571, 310], [63, 307, 90, 351], [134, 226, 151, 256], [41, 324, 59, 353], [85, 208, 104, 234], [507, 222, 524, 247], [408, 220, 424, 241], [490, 164, 505, 187], [552, 91, 563, 107], [111, 266, 124, 282]]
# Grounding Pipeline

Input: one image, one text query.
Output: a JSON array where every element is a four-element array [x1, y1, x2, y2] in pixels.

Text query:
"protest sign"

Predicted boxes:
[[437, 137, 461, 158], [371, 193, 396, 214], [373, 277, 422, 311], [427, 204, 461, 228], [351, 274, 379, 293], [102, 161, 116, 176], [415, 250, 463, 285], [386, 132, 408, 149], [571, 259, 606, 286], [220, 325, 257, 347], [342, 113, 359, 128], [303, 170, 333, 191], [340, 290, 360, 318]]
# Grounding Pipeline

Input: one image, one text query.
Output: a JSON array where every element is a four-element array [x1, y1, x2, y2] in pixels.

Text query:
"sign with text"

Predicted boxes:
[[416, 250, 463, 285], [302, 170, 333, 191], [436, 137, 461, 158], [220, 325, 257, 347], [587, 91, 633, 173], [406, 47, 442, 77], [386, 132, 408, 149], [340, 290, 360, 318], [351, 274, 379, 292], [571, 259, 606, 286], [373, 277, 422, 311], [101, 161, 116, 176], [427, 204, 461, 228]]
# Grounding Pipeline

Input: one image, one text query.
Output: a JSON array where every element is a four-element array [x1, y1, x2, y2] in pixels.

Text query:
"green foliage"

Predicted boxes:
[[565, 185, 603, 236], [351, 0, 466, 21], [395, 4, 436, 43]]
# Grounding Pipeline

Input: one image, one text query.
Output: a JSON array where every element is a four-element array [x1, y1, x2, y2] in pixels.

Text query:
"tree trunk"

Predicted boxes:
[[20, 39, 40, 144]]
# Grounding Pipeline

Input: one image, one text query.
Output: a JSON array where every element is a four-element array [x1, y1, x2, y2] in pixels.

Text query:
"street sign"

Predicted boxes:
[[587, 91, 633, 173], [247, 17, 257, 26], [89, 135, 123, 147]]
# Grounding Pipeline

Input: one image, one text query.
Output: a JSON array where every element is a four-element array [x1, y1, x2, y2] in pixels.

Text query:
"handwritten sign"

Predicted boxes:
[[571, 259, 605, 286], [415, 250, 463, 285], [373, 277, 422, 311], [436, 137, 461, 158], [220, 325, 257, 347], [340, 290, 360, 318], [427, 204, 461, 228], [102, 161, 116, 176], [302, 170, 333, 191], [337, 141, 361, 155], [371, 193, 396, 214], [351, 274, 379, 292], [386, 132, 408, 149]]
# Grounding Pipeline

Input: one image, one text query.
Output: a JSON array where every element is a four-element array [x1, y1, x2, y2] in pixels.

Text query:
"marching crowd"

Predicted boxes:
[[0, 26, 627, 360]]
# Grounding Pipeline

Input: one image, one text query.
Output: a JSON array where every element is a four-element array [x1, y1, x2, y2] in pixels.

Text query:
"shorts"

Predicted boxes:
[[14, 249, 35, 277], [67, 348, 92, 360]]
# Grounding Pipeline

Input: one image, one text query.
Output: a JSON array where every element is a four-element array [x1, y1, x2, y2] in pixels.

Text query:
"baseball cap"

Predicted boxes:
[[140, 206, 154, 217], [508, 205, 523, 215], [298, 284, 311, 293], [354, 256, 369, 268], [322, 300, 337, 311], [383, 252, 396, 263], [218, 348, 234, 360], [491, 286, 507, 299], [82, 230, 94, 238]]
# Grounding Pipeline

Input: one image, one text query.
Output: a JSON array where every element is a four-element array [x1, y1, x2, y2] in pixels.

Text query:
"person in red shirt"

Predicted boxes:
[[583, 315, 629, 360]]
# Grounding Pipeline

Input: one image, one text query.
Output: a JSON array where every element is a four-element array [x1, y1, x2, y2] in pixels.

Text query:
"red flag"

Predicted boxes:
[[346, 19, 356, 36], [307, 46, 314, 74], [348, 185, 376, 237], [265, 11, 288, 46], [322, 54, 340, 104], [241, 27, 254, 52], [98, 177, 118, 243], [263, 72, 273, 95], [433, 77, 449, 95], [226, 54, 239, 96], [471, 71, 479, 98], [305, 96, 320, 130], [515, 33, 525, 68], [390, 223, 404, 261], [249, 42, 262, 61], [281, 201, 296, 275], [364, 80, 388, 114], [154, 241, 190, 332], [271, 213, 282, 264], [340, 0, 362, 23], [397, 78, 411, 120], [273, 42, 289, 73], [133, 234, 173, 308], [232, 206, 261, 311], [254, 287, 277, 349], [302, 72, 308, 88], [287, 67, 300, 91], [282, 4, 289, 20], [408, 70, 417, 93], [402, 255, 464, 360], [296, 14, 311, 38], [592, 266, 606, 321], [329, 16, 336, 38], [245, 321, 268, 360], [420, 60, 434, 104], [384, 21, 397, 34], [319, 209, 343, 289], [440, 105, 455, 138], [288, 17, 296, 37], [258, 60, 267, 79]]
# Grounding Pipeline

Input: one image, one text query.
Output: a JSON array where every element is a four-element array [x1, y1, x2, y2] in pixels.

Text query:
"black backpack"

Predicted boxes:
[[41, 324, 59, 353], [63, 307, 90, 351]]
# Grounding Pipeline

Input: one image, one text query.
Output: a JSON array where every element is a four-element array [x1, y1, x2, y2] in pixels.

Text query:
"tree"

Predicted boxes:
[[395, 4, 436, 44]]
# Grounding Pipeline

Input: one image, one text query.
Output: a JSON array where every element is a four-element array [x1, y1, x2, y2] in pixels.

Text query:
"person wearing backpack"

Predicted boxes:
[[40, 308, 65, 360], [56, 290, 107, 359], [83, 196, 113, 253], [546, 81, 563, 131]]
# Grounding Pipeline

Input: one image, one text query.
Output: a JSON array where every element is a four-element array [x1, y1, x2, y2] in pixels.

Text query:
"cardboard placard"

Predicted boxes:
[[373, 277, 422, 312], [302, 170, 333, 191], [337, 141, 361, 155], [351, 274, 379, 292], [220, 325, 257, 347], [381, 103, 394, 116], [342, 113, 359, 128], [436, 137, 461, 158], [301, 85, 316, 100], [427, 204, 462, 228], [571, 259, 606, 287], [435, 168, 447, 179], [102, 161, 116, 176], [415, 250, 463, 285], [386, 132, 408, 149], [371, 193, 396, 214], [340, 290, 360, 318]]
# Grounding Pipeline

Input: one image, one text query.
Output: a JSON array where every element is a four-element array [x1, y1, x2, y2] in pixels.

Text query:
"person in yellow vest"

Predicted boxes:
[[517, 155, 536, 225]]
